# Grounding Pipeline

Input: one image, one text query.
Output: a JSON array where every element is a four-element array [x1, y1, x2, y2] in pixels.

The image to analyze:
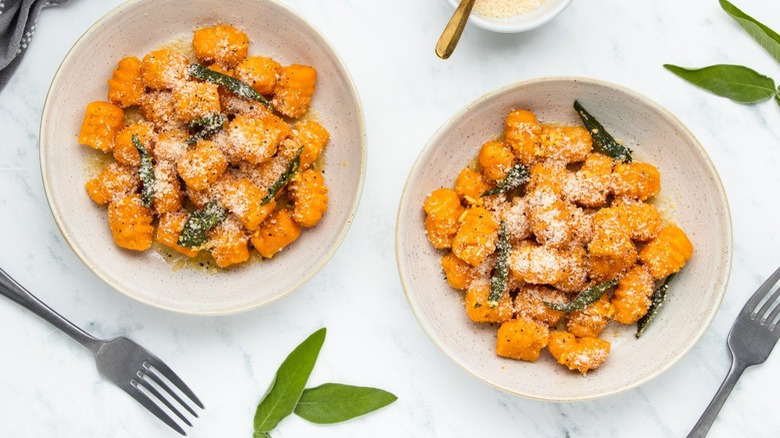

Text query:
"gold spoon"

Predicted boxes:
[[435, 0, 477, 59]]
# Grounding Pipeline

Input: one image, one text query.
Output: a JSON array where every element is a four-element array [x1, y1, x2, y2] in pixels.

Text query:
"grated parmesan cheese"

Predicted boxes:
[[473, 0, 545, 19]]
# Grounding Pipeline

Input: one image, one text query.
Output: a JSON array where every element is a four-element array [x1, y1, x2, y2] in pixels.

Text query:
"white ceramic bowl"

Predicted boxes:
[[444, 0, 572, 33], [40, 0, 366, 315], [396, 77, 732, 400]]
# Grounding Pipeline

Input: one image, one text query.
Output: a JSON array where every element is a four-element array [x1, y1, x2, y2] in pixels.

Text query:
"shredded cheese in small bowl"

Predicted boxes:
[[442, 0, 572, 33]]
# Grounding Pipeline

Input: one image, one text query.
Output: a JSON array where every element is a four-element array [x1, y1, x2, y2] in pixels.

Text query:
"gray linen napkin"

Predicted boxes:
[[0, 0, 68, 92]]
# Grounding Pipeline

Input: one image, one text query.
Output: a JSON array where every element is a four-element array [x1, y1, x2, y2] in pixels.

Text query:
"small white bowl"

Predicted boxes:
[[396, 77, 732, 400], [39, 0, 366, 315], [444, 0, 573, 33]]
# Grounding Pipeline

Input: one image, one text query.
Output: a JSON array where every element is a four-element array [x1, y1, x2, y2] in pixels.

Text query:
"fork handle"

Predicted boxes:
[[687, 358, 749, 438], [0, 267, 101, 352]]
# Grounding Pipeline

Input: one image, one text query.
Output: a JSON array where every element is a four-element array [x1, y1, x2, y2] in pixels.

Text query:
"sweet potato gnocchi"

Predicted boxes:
[[423, 104, 693, 375], [79, 24, 330, 268]]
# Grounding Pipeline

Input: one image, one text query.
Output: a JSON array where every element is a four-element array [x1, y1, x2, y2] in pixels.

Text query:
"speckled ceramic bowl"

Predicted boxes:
[[443, 0, 572, 33], [396, 77, 732, 400], [39, 0, 366, 315]]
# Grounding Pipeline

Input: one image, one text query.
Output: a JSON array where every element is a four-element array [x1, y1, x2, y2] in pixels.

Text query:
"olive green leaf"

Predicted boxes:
[[254, 328, 327, 434], [544, 279, 618, 312], [664, 64, 776, 103], [719, 0, 780, 64], [637, 274, 676, 338], [294, 383, 397, 424], [488, 222, 509, 307]]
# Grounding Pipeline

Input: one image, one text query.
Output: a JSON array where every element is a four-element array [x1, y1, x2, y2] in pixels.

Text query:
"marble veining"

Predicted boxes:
[[1, 0, 779, 436]]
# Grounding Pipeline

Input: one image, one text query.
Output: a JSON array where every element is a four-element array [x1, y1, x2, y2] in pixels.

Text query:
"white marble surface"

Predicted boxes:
[[0, 0, 779, 436]]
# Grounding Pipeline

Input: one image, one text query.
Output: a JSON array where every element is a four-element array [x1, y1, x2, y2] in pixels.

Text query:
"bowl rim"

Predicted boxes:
[[38, 0, 367, 316], [443, 0, 573, 33], [395, 76, 733, 401]]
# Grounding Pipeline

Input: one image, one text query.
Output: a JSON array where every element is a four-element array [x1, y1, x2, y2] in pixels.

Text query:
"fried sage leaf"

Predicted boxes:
[[664, 64, 776, 104], [254, 328, 327, 434], [177, 201, 227, 248], [545, 279, 618, 312], [720, 0, 780, 64], [294, 383, 397, 425], [132, 134, 155, 207], [636, 274, 675, 338], [189, 63, 270, 106], [488, 221, 510, 307], [261, 147, 303, 205], [186, 113, 224, 145], [574, 100, 632, 162], [481, 164, 530, 197]]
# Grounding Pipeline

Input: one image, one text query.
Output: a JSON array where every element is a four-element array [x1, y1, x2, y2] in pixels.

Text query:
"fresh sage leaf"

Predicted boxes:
[[720, 0, 780, 64], [262, 147, 303, 205], [189, 63, 270, 106], [488, 222, 509, 307], [254, 328, 326, 434], [544, 279, 618, 312], [636, 274, 675, 338], [253, 432, 271, 438], [664, 64, 776, 103], [177, 201, 226, 248], [132, 134, 155, 207], [480, 164, 530, 197], [574, 100, 632, 162], [186, 113, 224, 145], [293, 383, 397, 424]]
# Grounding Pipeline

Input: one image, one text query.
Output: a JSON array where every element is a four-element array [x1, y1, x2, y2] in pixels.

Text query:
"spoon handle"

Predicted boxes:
[[435, 0, 477, 59]]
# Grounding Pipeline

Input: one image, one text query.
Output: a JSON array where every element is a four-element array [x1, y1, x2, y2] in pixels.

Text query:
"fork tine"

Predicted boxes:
[[144, 357, 204, 409], [757, 286, 780, 321], [124, 381, 186, 436], [136, 371, 193, 426], [142, 365, 199, 417], [744, 266, 780, 313], [766, 299, 780, 330]]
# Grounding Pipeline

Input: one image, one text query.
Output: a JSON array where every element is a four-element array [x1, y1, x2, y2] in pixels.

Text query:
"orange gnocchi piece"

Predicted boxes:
[[548, 331, 610, 375], [235, 56, 281, 95], [251, 209, 302, 259], [78, 101, 125, 152], [280, 120, 330, 170], [538, 125, 592, 163], [478, 140, 514, 182], [140, 49, 189, 90], [504, 109, 540, 165], [612, 161, 661, 201], [567, 294, 615, 338], [496, 317, 550, 362], [107, 56, 144, 108], [113, 121, 156, 166], [156, 211, 200, 258], [208, 216, 250, 268], [271, 64, 317, 118], [219, 178, 274, 231], [177, 140, 228, 191], [465, 282, 513, 323], [152, 162, 183, 214], [441, 252, 475, 290], [639, 224, 694, 279], [192, 24, 249, 67], [107, 195, 154, 251], [452, 207, 498, 267], [85, 162, 140, 205], [227, 114, 289, 164], [423, 188, 464, 250], [454, 168, 491, 203], [289, 169, 328, 228], [172, 82, 221, 123], [513, 285, 567, 326], [611, 264, 655, 324]]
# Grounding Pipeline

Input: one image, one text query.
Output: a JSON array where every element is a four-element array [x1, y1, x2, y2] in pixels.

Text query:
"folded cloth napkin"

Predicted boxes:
[[0, 0, 68, 92]]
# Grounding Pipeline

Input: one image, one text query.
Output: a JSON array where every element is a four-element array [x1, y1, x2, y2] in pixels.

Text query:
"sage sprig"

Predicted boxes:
[[294, 383, 397, 424], [544, 279, 618, 313], [253, 328, 397, 437], [666, 0, 780, 109]]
